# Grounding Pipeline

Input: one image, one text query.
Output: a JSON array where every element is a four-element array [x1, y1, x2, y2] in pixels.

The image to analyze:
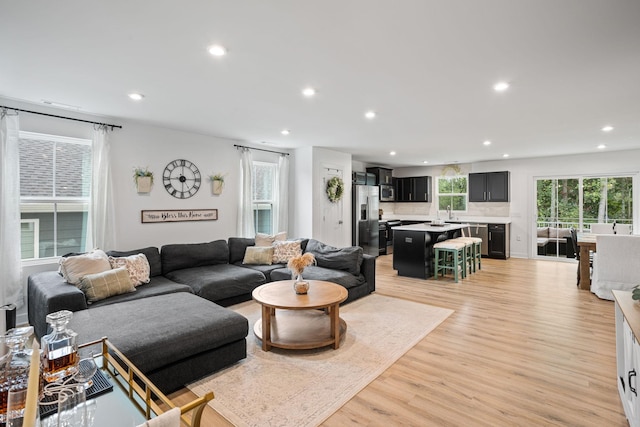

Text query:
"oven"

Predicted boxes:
[[380, 184, 394, 202]]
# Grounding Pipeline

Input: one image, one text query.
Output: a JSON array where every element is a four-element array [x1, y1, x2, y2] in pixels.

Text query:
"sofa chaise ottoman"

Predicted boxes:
[[68, 292, 249, 393]]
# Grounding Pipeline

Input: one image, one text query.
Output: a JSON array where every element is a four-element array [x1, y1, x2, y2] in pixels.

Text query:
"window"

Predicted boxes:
[[535, 175, 634, 258], [19, 132, 91, 260], [437, 176, 468, 211], [252, 161, 277, 234]]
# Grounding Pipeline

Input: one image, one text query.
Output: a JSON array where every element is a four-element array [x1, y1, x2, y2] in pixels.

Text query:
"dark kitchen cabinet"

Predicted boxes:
[[468, 171, 510, 202], [395, 176, 432, 202], [366, 167, 393, 185], [488, 223, 510, 259]]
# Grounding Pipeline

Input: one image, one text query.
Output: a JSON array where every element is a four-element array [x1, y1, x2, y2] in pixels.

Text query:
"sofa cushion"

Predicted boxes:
[[237, 263, 287, 282], [161, 240, 229, 275], [270, 266, 366, 290], [228, 238, 255, 264], [243, 246, 274, 265], [305, 239, 363, 276], [165, 264, 266, 303], [77, 267, 136, 303], [68, 293, 249, 375], [108, 254, 150, 286], [59, 250, 111, 285], [88, 276, 193, 309], [537, 227, 549, 238], [107, 247, 162, 277]]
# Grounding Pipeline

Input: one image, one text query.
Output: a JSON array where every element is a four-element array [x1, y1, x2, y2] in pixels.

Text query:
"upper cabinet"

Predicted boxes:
[[468, 171, 510, 202], [366, 167, 393, 185], [395, 176, 432, 202]]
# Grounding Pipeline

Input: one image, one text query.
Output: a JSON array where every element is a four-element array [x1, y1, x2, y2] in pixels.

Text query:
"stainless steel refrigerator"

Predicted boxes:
[[352, 185, 379, 256]]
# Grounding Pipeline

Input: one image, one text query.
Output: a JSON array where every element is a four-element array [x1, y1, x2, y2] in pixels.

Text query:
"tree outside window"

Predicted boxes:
[[437, 176, 468, 211]]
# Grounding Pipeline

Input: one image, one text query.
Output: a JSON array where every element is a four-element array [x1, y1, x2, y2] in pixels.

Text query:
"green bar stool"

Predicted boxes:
[[460, 225, 482, 272], [433, 240, 467, 282], [452, 237, 475, 276]]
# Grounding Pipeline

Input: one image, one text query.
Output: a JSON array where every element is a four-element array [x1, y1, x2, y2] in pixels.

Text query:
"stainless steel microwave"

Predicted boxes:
[[380, 184, 394, 202]]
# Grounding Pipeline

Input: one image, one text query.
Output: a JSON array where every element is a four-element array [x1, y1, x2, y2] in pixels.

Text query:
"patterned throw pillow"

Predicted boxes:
[[255, 231, 287, 247], [272, 240, 302, 264], [243, 247, 274, 265], [77, 267, 136, 303], [108, 253, 151, 286], [59, 250, 111, 285]]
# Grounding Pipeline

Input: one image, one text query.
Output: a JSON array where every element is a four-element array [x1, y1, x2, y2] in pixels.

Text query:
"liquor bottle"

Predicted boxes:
[[41, 310, 78, 383], [1, 327, 34, 420]]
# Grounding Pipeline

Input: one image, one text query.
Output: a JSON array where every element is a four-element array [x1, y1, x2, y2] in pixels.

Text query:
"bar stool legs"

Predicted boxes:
[[434, 242, 466, 283]]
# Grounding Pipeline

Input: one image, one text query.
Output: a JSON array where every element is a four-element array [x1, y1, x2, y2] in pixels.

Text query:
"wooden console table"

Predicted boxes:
[[576, 233, 596, 290]]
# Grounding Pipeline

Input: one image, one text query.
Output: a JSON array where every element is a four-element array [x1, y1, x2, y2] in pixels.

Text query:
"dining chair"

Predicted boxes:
[[590, 223, 614, 234]]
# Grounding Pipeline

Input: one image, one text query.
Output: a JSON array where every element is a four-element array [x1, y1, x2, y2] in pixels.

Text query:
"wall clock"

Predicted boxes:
[[162, 159, 201, 199]]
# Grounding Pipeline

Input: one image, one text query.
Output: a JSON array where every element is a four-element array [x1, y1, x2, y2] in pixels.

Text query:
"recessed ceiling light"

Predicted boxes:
[[493, 82, 510, 92], [502, 154, 509, 158], [281, 129, 290, 135], [302, 87, 316, 97], [601, 125, 614, 132], [390, 151, 396, 156], [483, 140, 492, 146], [423, 160, 428, 164], [208, 45, 227, 57], [365, 111, 376, 120], [128, 93, 144, 101], [597, 144, 607, 149]]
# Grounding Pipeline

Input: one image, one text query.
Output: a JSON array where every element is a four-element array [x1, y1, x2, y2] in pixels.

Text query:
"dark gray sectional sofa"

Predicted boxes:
[[28, 237, 375, 392]]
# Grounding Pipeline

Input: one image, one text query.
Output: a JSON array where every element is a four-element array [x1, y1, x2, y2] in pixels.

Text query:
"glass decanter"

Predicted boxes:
[[41, 310, 78, 383], [0, 335, 13, 423], [1, 327, 34, 421]]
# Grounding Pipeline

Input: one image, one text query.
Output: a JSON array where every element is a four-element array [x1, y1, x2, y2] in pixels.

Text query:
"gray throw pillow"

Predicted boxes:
[[305, 239, 363, 276]]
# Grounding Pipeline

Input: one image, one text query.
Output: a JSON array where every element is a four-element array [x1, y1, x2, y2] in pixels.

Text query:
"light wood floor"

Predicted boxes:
[[171, 256, 627, 426]]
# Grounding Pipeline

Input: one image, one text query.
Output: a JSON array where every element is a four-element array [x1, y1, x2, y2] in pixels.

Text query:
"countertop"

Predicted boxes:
[[392, 223, 467, 232], [380, 215, 511, 224]]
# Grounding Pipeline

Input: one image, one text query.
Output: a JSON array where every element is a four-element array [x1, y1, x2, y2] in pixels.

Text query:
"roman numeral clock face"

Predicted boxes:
[[163, 159, 201, 199]]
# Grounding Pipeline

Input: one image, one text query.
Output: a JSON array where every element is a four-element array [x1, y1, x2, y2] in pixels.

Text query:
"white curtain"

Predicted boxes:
[[237, 148, 255, 237], [87, 125, 116, 250], [0, 109, 23, 307], [274, 154, 289, 234]]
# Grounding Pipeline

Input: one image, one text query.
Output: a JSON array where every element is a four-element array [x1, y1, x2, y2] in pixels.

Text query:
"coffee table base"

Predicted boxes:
[[254, 309, 347, 351]]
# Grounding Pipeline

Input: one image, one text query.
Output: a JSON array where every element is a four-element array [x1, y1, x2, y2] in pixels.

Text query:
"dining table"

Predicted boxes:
[[576, 233, 596, 290]]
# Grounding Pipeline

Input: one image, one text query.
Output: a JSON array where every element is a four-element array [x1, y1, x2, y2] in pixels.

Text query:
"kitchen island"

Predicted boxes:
[[392, 223, 467, 279]]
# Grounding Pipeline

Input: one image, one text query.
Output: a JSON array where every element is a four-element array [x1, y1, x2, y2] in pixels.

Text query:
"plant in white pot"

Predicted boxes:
[[209, 173, 226, 195], [133, 167, 154, 193]]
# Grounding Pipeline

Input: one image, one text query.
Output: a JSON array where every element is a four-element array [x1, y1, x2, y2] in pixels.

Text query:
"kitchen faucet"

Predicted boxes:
[[447, 205, 453, 220]]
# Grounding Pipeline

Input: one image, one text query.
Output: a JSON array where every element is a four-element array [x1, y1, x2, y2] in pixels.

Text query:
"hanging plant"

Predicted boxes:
[[133, 167, 154, 193], [326, 176, 345, 203]]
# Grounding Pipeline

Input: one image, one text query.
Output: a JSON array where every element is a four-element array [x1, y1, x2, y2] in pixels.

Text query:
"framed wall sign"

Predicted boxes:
[[141, 209, 218, 223]]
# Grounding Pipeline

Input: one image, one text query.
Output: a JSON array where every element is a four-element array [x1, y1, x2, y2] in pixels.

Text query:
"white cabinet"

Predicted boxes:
[[614, 292, 640, 427]]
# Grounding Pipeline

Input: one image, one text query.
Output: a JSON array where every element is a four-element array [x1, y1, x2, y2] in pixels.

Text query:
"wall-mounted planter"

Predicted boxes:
[[212, 180, 224, 195], [136, 176, 153, 193]]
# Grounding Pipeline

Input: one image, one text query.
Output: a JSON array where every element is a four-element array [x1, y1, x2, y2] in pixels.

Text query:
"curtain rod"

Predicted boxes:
[[0, 105, 122, 130], [234, 144, 289, 156]]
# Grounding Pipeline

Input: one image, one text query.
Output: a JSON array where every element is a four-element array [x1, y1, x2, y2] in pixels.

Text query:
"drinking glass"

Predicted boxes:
[[74, 351, 97, 389], [57, 385, 86, 427], [6, 386, 28, 427]]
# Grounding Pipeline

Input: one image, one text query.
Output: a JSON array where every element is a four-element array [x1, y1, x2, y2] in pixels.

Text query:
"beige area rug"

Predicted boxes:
[[188, 294, 453, 427]]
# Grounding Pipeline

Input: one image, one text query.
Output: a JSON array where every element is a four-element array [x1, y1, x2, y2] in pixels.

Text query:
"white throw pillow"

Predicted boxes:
[[255, 232, 287, 247], [59, 250, 111, 286]]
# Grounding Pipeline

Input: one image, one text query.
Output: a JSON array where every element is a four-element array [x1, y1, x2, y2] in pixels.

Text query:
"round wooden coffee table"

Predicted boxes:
[[251, 280, 348, 351]]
